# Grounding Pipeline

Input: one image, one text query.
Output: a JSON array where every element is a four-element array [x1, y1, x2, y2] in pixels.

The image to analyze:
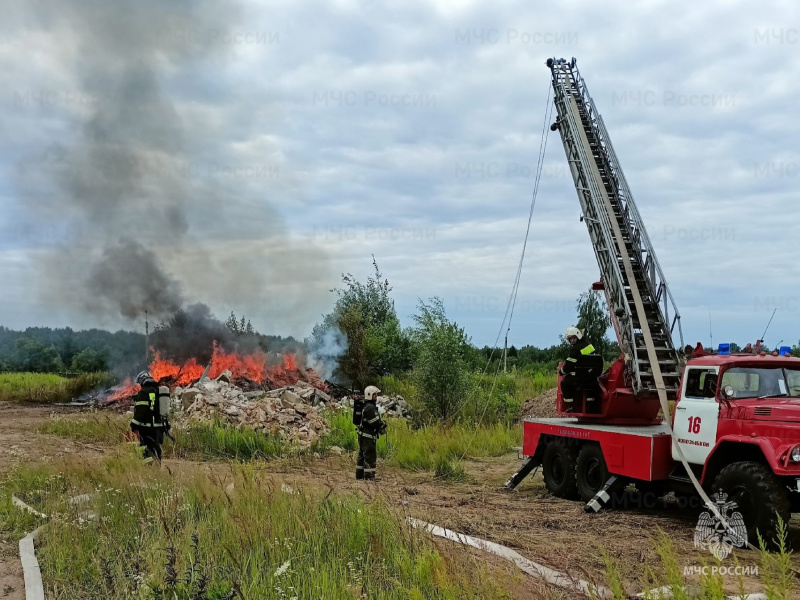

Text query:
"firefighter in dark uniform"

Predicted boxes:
[[559, 327, 597, 403], [356, 385, 386, 481], [130, 370, 166, 463]]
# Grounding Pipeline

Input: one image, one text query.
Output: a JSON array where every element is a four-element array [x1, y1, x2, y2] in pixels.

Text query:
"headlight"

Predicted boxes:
[[791, 446, 800, 463]]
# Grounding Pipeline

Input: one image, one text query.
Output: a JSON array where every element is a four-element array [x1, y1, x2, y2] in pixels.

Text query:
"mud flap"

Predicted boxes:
[[505, 457, 538, 490], [583, 475, 624, 513]]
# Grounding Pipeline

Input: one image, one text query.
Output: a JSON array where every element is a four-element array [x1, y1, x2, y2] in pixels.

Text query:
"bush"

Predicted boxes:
[[411, 298, 471, 422], [309, 258, 413, 389]]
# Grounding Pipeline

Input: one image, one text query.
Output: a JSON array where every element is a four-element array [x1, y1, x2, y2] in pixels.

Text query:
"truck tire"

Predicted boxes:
[[712, 461, 791, 546], [542, 439, 579, 499], [576, 443, 609, 502]]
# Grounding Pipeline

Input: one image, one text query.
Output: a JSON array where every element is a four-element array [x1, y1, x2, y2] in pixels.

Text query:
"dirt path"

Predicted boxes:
[[0, 404, 108, 600], [2, 404, 799, 598]]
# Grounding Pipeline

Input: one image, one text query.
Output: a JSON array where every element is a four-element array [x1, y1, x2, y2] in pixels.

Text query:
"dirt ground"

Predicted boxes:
[[1, 402, 799, 599]]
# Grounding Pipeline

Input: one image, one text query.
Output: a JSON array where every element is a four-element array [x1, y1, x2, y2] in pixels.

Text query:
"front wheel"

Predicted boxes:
[[712, 461, 790, 547], [576, 443, 609, 502]]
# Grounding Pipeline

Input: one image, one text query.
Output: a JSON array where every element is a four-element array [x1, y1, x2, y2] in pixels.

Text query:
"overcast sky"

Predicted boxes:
[[1, 0, 798, 349]]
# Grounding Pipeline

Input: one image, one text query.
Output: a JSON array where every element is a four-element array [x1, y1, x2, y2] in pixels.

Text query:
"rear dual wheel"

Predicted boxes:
[[576, 444, 609, 502], [542, 439, 579, 499], [542, 440, 611, 503]]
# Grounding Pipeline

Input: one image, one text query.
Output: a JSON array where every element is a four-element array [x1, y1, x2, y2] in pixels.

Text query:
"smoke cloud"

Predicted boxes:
[[16, 0, 331, 330], [87, 239, 184, 320]]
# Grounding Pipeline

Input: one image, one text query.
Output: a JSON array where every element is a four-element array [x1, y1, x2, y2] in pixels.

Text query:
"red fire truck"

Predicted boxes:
[[506, 58, 800, 543]]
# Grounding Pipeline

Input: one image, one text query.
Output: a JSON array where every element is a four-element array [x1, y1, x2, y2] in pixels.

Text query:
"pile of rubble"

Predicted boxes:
[[172, 370, 411, 448], [175, 373, 327, 447]]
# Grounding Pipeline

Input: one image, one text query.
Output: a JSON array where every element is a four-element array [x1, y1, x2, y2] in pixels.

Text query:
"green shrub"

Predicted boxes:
[[411, 298, 471, 422]]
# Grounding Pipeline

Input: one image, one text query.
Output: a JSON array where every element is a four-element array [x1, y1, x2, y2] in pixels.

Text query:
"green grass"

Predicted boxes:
[[39, 413, 129, 445], [602, 529, 794, 600], [41, 412, 521, 482], [376, 373, 417, 399], [0, 372, 116, 403], [169, 422, 287, 461], [0, 453, 500, 599], [314, 410, 359, 452], [512, 371, 558, 402], [317, 414, 521, 481], [378, 419, 521, 480], [39, 415, 290, 462]]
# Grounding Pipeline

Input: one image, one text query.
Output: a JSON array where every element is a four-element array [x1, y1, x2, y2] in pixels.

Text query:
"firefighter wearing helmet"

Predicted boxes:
[[355, 385, 387, 480], [560, 326, 597, 404], [130, 370, 167, 463]]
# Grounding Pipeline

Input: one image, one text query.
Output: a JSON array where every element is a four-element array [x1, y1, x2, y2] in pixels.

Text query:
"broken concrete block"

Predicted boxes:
[[181, 389, 202, 409], [280, 390, 302, 406], [216, 370, 233, 384]]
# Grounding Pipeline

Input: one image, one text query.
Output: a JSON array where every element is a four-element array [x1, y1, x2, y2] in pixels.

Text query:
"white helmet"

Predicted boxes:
[[565, 326, 583, 340], [364, 385, 381, 400]]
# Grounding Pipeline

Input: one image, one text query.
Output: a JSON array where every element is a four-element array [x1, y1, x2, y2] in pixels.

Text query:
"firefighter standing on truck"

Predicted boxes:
[[559, 327, 597, 403], [355, 385, 386, 481], [131, 370, 168, 463]]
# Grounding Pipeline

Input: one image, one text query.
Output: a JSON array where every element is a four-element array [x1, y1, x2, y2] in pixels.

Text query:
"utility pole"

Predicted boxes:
[[503, 334, 508, 373]]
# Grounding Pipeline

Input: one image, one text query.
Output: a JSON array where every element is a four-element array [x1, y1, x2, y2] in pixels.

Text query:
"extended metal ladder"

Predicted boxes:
[[547, 58, 684, 399]]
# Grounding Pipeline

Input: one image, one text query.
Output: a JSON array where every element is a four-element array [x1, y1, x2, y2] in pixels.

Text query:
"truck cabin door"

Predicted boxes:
[[672, 367, 721, 465]]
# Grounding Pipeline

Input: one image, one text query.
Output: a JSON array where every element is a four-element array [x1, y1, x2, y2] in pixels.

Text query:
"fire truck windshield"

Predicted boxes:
[[720, 367, 800, 399]]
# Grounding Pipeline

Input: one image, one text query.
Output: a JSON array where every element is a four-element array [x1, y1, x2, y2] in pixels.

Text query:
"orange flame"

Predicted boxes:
[[108, 377, 139, 402], [131, 344, 306, 393]]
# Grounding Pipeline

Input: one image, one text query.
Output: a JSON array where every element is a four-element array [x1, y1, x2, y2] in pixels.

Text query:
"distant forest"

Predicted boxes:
[[0, 308, 303, 374]]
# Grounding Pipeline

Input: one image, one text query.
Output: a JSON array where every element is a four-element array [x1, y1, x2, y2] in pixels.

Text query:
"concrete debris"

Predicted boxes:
[[176, 377, 329, 448], [215, 369, 233, 384], [338, 394, 410, 419], [165, 378, 411, 448]]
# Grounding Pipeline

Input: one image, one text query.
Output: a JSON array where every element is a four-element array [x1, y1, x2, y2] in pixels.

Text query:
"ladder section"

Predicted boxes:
[[546, 58, 684, 399]]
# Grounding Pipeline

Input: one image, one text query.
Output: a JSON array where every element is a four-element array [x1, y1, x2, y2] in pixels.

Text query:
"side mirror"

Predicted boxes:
[[722, 385, 735, 399]]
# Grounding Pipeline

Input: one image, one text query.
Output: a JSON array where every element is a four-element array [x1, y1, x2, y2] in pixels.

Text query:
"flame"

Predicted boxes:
[[207, 345, 265, 381], [108, 377, 140, 402], [103, 348, 310, 405], [149, 352, 205, 386]]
